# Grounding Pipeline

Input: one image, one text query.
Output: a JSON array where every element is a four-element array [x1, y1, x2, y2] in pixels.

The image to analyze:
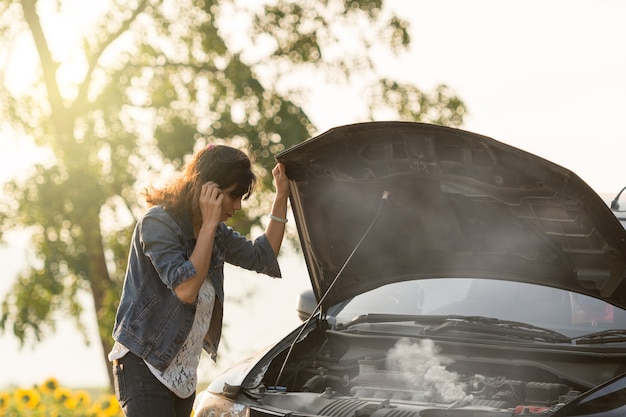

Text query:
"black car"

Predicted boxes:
[[193, 122, 626, 417]]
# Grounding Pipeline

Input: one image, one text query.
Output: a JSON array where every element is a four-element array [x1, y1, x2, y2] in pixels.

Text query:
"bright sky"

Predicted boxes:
[[1, 0, 626, 389]]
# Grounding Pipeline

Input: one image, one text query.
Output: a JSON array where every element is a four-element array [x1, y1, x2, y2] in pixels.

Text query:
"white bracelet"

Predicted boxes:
[[269, 214, 288, 224]]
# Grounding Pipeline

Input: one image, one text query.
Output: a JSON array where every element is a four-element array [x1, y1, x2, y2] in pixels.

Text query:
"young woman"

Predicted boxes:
[[109, 144, 289, 416]]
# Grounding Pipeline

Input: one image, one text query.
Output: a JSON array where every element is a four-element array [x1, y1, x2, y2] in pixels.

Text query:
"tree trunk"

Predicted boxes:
[[84, 218, 117, 392]]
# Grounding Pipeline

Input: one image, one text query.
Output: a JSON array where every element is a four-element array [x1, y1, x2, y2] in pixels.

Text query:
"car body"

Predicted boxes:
[[193, 122, 626, 416]]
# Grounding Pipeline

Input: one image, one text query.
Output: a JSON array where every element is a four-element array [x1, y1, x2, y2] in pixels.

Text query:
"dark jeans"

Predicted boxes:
[[113, 351, 195, 417]]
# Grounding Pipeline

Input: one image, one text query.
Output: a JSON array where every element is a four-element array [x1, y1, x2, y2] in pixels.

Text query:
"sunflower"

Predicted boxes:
[[0, 391, 10, 411], [94, 394, 122, 417], [39, 377, 60, 394], [66, 389, 92, 409], [14, 387, 41, 409], [53, 386, 73, 404]]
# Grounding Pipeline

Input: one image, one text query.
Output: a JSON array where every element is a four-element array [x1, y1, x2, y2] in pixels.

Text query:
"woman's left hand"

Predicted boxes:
[[267, 163, 289, 255], [272, 163, 289, 196]]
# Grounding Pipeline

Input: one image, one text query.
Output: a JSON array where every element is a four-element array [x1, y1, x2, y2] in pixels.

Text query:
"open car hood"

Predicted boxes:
[[276, 122, 626, 311]]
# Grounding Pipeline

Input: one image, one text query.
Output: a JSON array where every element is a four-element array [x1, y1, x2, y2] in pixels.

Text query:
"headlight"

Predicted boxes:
[[193, 391, 249, 417]]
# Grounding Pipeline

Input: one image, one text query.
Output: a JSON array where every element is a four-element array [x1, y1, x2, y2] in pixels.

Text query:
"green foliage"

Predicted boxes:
[[368, 81, 467, 126], [0, 0, 466, 389]]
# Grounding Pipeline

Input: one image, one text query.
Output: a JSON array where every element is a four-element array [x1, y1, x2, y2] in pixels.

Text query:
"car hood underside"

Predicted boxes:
[[276, 122, 626, 310]]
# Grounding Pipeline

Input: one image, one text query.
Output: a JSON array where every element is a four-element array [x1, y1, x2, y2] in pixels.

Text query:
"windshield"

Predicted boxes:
[[332, 278, 626, 338]]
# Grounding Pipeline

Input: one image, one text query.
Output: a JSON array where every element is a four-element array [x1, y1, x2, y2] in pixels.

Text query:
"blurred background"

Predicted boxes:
[[1, 0, 625, 392]]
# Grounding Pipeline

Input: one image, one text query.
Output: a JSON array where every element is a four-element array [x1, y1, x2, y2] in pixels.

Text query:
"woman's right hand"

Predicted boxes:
[[179, 182, 221, 303], [199, 181, 223, 228]]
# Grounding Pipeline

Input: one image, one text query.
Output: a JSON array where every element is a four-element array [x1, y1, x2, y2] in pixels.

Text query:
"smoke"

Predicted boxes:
[[386, 338, 470, 404]]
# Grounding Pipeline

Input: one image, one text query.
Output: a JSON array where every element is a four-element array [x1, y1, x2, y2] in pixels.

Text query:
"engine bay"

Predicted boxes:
[[254, 326, 626, 416]]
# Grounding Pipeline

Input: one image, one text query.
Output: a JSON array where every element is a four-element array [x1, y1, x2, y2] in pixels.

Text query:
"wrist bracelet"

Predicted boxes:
[[269, 214, 288, 224]]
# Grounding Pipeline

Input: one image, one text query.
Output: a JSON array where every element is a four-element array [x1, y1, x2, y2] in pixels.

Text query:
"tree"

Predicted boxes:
[[0, 0, 466, 390]]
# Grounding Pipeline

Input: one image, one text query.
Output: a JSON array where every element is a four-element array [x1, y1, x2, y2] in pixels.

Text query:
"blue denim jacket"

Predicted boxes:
[[111, 205, 281, 372]]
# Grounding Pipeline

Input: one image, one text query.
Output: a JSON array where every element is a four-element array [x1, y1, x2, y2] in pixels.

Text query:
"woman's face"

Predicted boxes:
[[220, 183, 243, 221]]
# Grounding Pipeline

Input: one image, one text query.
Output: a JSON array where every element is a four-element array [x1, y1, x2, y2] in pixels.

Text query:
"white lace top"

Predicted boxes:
[[109, 279, 215, 398]]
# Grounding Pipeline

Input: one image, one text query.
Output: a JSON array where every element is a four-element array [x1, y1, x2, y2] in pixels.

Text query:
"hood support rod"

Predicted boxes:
[[273, 191, 391, 389]]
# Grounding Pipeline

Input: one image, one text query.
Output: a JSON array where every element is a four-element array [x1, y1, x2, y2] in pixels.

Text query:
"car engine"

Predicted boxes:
[[254, 329, 623, 417]]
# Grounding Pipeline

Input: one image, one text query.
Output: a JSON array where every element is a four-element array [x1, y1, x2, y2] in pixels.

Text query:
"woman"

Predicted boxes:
[[109, 144, 289, 416]]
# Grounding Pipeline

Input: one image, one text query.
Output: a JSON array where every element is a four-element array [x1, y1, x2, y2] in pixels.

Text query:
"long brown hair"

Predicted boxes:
[[145, 145, 257, 219]]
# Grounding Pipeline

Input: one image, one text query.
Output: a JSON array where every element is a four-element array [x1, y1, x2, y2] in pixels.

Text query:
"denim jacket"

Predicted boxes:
[[111, 205, 281, 372]]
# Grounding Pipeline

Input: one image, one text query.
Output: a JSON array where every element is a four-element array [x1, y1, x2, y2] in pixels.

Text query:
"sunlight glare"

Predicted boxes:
[[4, 34, 40, 96], [3, 0, 106, 97]]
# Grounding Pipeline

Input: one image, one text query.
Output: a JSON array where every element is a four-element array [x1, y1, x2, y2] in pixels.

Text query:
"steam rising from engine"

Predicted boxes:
[[386, 338, 471, 404]]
